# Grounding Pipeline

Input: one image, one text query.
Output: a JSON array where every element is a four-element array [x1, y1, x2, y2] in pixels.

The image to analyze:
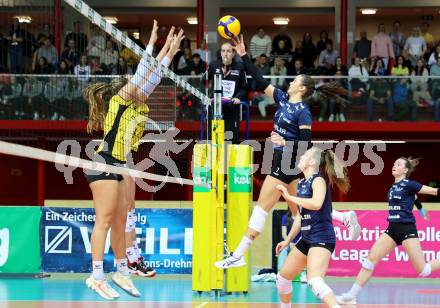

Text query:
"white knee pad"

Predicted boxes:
[[419, 263, 432, 277], [248, 206, 268, 233], [308, 277, 332, 300], [360, 258, 375, 271], [276, 273, 292, 295]]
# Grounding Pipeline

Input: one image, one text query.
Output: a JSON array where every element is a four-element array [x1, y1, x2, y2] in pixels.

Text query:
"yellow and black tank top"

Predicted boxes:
[[97, 95, 149, 162]]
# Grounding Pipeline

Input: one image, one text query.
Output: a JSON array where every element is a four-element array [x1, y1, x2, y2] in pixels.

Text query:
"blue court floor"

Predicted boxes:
[[0, 274, 440, 307]]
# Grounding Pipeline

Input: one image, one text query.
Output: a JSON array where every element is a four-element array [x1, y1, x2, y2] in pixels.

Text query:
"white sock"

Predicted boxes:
[[332, 210, 344, 223], [280, 302, 291, 308], [133, 240, 141, 259], [232, 236, 253, 259], [347, 282, 362, 297], [116, 258, 130, 276], [92, 261, 105, 280], [126, 247, 137, 263]]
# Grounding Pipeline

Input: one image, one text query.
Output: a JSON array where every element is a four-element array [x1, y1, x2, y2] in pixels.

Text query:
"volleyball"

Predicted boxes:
[[217, 15, 241, 39]]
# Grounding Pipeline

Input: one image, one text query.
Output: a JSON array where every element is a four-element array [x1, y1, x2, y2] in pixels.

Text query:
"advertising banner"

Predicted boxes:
[[0, 206, 41, 273], [328, 210, 440, 277], [41, 207, 192, 274]]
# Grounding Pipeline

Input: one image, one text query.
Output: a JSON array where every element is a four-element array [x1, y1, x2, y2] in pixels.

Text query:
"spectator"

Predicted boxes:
[[33, 56, 53, 74], [410, 58, 431, 107], [195, 39, 211, 64], [371, 23, 394, 69], [255, 54, 271, 75], [272, 26, 293, 52], [101, 40, 118, 74], [348, 56, 369, 103], [120, 38, 141, 72], [250, 27, 272, 60], [56, 60, 70, 75], [333, 56, 348, 75], [367, 77, 392, 121], [389, 21, 406, 58], [291, 59, 306, 76], [369, 58, 388, 76], [177, 47, 192, 75], [318, 42, 338, 68], [316, 30, 333, 54], [270, 39, 293, 67], [64, 21, 88, 55], [392, 78, 417, 121], [7, 19, 25, 73], [349, 57, 369, 84], [404, 27, 426, 68], [114, 56, 131, 75], [250, 54, 270, 91], [421, 22, 434, 51], [74, 54, 91, 76], [186, 53, 206, 76], [87, 25, 106, 60], [318, 70, 348, 122], [37, 23, 54, 48], [353, 30, 371, 60], [270, 57, 288, 91], [33, 37, 58, 71], [3, 76, 23, 119], [60, 39, 79, 73], [22, 76, 45, 119], [90, 57, 104, 75], [428, 45, 440, 67], [391, 55, 410, 76], [44, 76, 67, 120], [301, 32, 317, 69], [291, 40, 303, 64]]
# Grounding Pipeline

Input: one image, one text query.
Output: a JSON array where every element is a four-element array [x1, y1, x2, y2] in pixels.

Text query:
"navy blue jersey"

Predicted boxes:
[[297, 174, 335, 243], [272, 88, 312, 150], [387, 179, 423, 223]]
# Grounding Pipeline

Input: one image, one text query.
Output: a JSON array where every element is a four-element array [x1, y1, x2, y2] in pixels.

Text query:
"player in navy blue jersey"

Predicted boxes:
[[215, 35, 360, 269], [337, 157, 440, 305], [275, 147, 349, 308]]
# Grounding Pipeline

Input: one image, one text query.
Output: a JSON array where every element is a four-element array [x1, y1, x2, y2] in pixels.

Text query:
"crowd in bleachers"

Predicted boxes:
[[0, 18, 440, 121]]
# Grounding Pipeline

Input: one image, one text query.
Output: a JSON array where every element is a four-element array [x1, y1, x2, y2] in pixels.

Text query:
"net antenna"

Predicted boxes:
[[64, 0, 211, 110]]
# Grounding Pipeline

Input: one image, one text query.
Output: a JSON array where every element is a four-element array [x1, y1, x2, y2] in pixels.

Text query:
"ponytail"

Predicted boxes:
[[320, 149, 350, 194], [83, 77, 127, 134], [299, 75, 349, 105], [400, 156, 421, 178]]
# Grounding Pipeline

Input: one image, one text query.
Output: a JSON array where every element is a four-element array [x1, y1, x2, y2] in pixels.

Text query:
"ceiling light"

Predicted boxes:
[[361, 8, 377, 15], [103, 16, 118, 24], [273, 17, 290, 25], [14, 15, 32, 23], [186, 17, 198, 25]]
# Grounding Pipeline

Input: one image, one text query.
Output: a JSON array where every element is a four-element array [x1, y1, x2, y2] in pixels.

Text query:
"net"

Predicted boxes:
[[0, 0, 213, 200]]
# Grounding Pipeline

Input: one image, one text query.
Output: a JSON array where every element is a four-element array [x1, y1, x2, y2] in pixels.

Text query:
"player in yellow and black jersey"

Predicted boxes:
[[81, 20, 184, 300]]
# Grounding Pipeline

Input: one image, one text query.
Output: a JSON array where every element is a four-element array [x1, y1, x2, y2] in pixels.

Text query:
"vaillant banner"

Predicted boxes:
[[41, 207, 193, 274]]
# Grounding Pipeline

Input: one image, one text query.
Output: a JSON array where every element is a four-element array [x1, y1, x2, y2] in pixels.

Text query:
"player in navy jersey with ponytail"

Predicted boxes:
[[337, 157, 440, 305], [215, 34, 360, 269], [275, 147, 349, 308]]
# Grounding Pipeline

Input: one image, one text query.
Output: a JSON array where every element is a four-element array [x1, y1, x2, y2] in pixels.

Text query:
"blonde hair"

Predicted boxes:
[[399, 156, 421, 178], [82, 77, 127, 134], [311, 148, 350, 194]]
